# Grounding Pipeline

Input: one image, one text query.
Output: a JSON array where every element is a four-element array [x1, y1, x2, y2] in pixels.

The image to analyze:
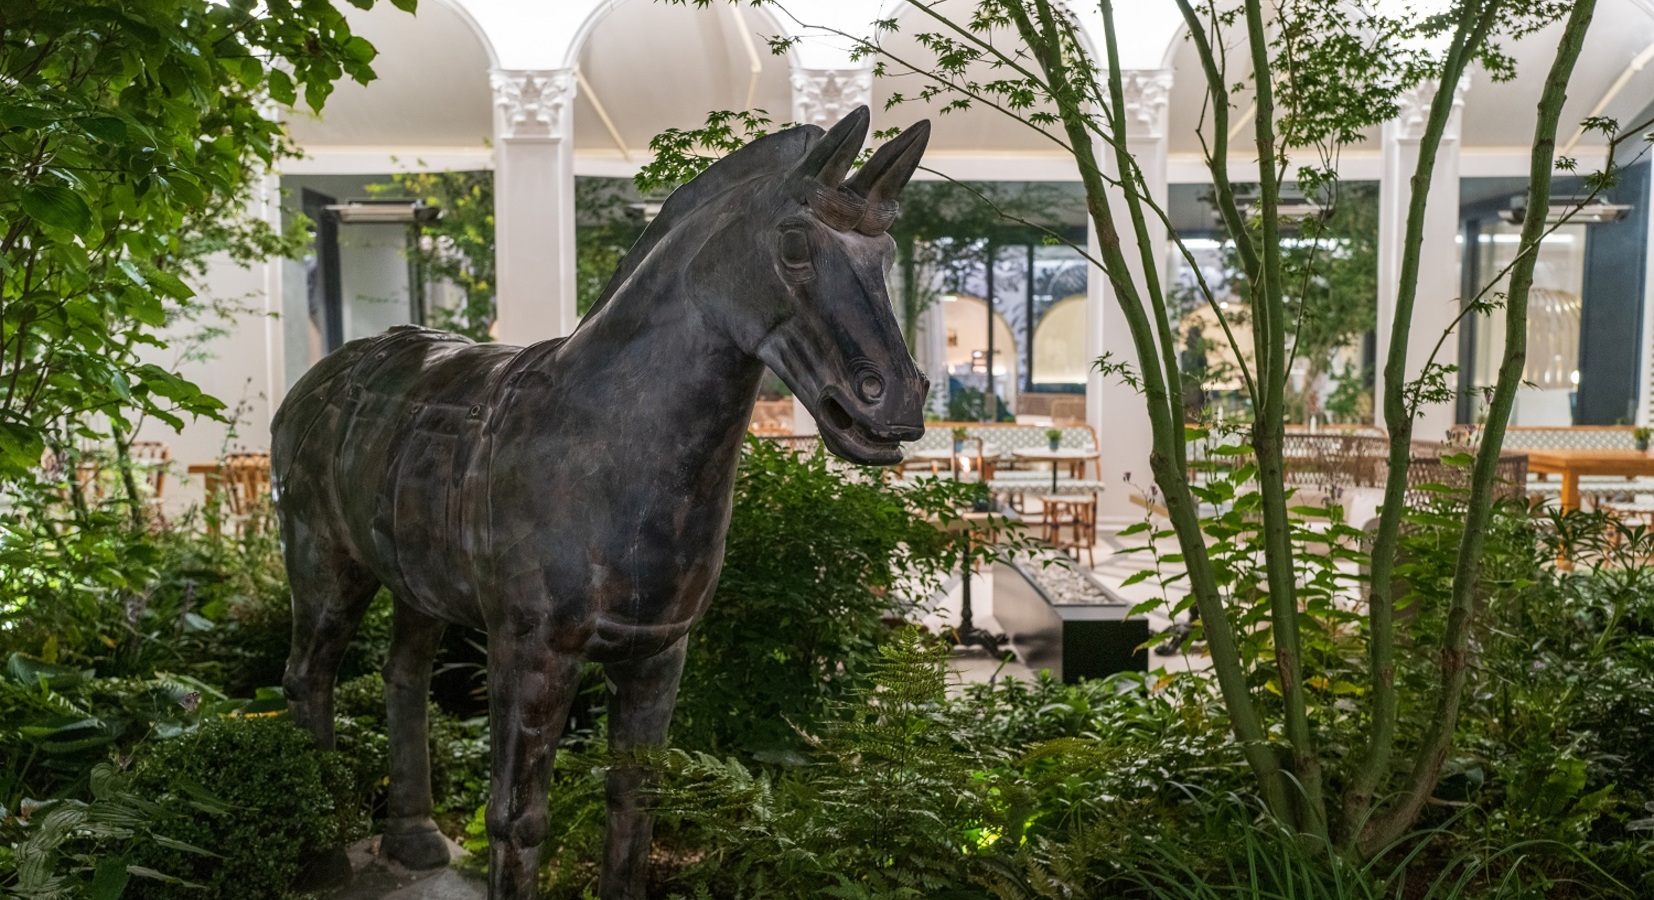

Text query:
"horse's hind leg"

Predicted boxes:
[[280, 522, 380, 888], [380, 597, 451, 870], [281, 523, 380, 750]]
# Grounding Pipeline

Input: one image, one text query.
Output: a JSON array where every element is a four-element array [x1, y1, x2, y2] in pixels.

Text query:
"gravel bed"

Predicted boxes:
[[1010, 549, 1124, 606]]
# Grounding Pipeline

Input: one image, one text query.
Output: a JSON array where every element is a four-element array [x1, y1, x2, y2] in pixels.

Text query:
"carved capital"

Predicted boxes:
[[1119, 69, 1173, 140], [1392, 75, 1470, 142], [490, 68, 575, 141], [790, 68, 873, 128]]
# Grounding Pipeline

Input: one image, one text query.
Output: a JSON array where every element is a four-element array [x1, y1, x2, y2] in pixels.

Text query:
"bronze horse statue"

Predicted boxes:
[[270, 106, 930, 899]]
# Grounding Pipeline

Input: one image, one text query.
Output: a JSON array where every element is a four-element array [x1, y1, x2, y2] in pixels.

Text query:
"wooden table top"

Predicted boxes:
[[1525, 448, 1654, 475]]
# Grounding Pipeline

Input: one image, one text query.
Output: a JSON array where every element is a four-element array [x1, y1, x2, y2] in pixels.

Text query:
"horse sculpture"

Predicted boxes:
[[270, 106, 930, 899]]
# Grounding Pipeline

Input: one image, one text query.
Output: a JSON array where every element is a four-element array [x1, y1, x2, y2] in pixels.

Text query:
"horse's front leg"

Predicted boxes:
[[486, 621, 584, 900], [598, 637, 688, 900]]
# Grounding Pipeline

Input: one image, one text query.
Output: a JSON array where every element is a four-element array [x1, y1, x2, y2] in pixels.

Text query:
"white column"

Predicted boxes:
[[490, 68, 578, 345], [1638, 165, 1654, 427], [917, 299, 950, 419], [789, 66, 874, 434], [790, 67, 873, 128], [1376, 78, 1467, 438], [1088, 70, 1172, 525]]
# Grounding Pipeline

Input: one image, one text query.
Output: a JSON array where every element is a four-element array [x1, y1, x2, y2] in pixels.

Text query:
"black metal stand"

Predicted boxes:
[[951, 540, 1014, 659]]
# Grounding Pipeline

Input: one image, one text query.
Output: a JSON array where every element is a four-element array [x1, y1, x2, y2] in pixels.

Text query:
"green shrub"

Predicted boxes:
[[672, 438, 977, 756], [655, 630, 1012, 899], [127, 714, 348, 899], [333, 673, 490, 821]]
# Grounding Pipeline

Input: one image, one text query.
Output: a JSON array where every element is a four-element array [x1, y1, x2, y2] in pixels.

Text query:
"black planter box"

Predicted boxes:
[[992, 559, 1149, 683]]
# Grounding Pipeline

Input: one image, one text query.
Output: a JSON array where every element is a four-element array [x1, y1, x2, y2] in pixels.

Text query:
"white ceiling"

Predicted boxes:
[[282, 0, 493, 149], [572, 1, 792, 156], [282, 0, 1654, 170]]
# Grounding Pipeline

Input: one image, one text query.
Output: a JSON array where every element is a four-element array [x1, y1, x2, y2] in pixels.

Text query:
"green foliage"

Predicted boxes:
[[575, 178, 648, 319], [0, 656, 233, 804], [0, 0, 411, 483], [992, 792, 1625, 900], [0, 495, 387, 699], [671, 438, 1013, 755], [373, 168, 497, 339], [126, 714, 349, 900], [635, 109, 776, 196], [657, 630, 1006, 899], [1, 761, 217, 899], [1452, 512, 1654, 891], [945, 383, 1014, 423], [1191, 183, 1380, 422], [333, 673, 491, 821], [370, 171, 647, 338]]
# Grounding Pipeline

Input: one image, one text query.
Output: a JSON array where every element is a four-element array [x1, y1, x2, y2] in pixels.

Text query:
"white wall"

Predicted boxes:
[[134, 251, 283, 513]]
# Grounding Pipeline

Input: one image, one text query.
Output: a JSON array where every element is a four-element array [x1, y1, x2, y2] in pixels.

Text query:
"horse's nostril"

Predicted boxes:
[[822, 395, 856, 431], [858, 374, 884, 402]]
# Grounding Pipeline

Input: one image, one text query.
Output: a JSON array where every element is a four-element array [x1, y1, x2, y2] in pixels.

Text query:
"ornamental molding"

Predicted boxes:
[[490, 68, 575, 141], [790, 68, 874, 128], [1119, 69, 1173, 140], [1392, 75, 1470, 143]]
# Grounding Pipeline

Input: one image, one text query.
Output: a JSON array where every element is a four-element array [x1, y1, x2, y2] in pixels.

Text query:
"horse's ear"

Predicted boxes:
[[795, 105, 869, 186], [846, 119, 930, 206]]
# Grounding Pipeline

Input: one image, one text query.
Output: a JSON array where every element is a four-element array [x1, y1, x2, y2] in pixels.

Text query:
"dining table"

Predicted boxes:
[[1524, 448, 1654, 513], [1010, 447, 1099, 492]]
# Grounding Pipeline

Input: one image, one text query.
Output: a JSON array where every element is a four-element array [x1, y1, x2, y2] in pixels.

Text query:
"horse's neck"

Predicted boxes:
[[545, 258, 764, 456]]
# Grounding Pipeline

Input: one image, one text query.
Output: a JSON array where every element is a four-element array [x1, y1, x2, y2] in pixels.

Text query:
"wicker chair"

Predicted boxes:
[[213, 453, 267, 514], [1038, 494, 1097, 567]]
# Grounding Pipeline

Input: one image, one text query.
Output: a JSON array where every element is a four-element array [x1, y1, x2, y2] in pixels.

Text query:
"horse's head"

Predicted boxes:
[[720, 107, 931, 465]]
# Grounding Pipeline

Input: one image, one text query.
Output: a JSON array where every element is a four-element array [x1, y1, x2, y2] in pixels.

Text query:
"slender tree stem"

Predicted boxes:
[[1094, 2, 1191, 478], [1239, 0, 1326, 839], [1006, 0, 1293, 819], [1360, 0, 1597, 854], [1344, 1, 1503, 847], [1172, 0, 1262, 289]]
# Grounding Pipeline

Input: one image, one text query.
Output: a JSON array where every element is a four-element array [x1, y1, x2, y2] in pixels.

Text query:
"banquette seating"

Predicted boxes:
[[896, 421, 1107, 501]]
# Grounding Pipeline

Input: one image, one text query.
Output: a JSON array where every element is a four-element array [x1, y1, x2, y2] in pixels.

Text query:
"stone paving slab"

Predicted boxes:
[[323, 835, 484, 900]]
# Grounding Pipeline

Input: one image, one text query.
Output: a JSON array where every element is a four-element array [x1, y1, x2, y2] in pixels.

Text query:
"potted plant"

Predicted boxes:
[[1635, 426, 1650, 452], [952, 426, 968, 454], [1045, 427, 1063, 451]]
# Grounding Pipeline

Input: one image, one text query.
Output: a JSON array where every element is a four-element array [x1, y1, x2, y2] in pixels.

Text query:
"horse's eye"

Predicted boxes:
[[779, 229, 811, 266]]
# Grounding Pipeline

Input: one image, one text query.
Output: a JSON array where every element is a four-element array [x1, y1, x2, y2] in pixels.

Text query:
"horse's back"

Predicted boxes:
[[271, 327, 522, 581]]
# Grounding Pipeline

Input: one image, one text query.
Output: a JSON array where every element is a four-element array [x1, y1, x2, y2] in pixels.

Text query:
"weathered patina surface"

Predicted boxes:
[[271, 107, 930, 900]]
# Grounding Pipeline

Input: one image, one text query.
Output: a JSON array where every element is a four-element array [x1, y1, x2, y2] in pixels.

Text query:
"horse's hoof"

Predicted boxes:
[[382, 823, 452, 870], [293, 846, 354, 890]]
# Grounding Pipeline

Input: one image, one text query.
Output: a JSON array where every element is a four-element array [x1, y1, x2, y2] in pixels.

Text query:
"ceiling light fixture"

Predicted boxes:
[[325, 199, 441, 225], [1498, 198, 1632, 225]]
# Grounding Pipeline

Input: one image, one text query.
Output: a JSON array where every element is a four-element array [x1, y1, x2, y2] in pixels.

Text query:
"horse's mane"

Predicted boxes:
[[579, 123, 822, 323]]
